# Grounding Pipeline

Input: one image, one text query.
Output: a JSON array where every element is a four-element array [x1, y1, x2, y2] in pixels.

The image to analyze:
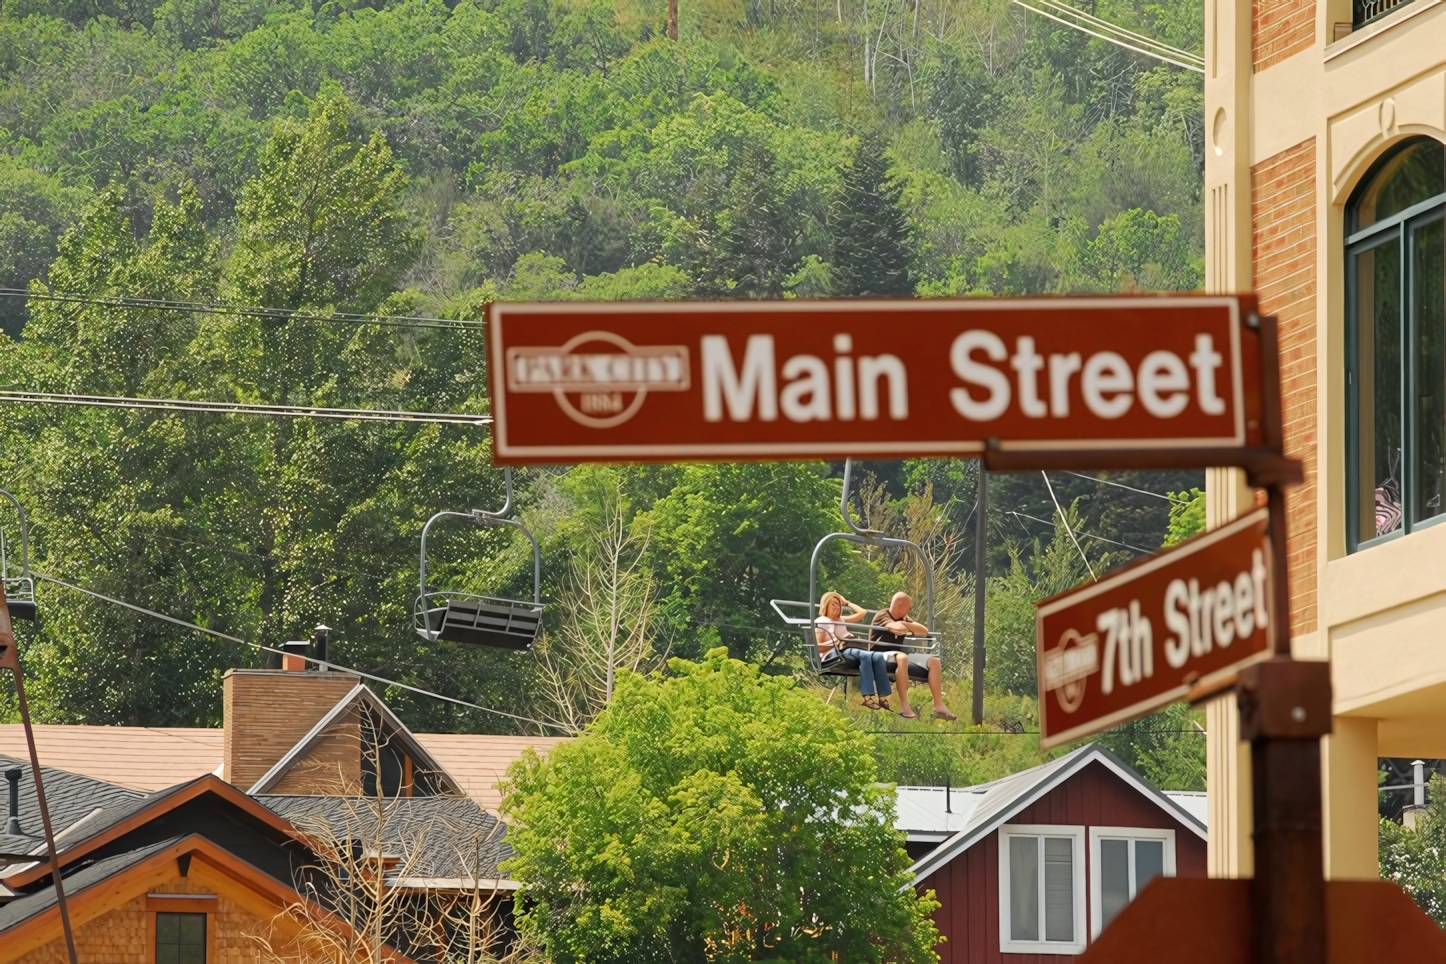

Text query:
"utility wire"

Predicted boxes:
[[1031, 0, 1203, 62], [2, 289, 485, 332], [1006, 510, 1152, 554], [1011, 0, 1206, 72], [31, 572, 567, 734], [1061, 471, 1192, 503], [0, 390, 492, 426], [1041, 471, 1097, 581]]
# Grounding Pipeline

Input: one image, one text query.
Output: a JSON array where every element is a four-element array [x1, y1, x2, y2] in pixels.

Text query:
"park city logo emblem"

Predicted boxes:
[[506, 331, 691, 428], [1042, 627, 1099, 714]]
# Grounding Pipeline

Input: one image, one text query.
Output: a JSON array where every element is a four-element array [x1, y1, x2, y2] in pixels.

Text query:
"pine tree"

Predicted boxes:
[[832, 133, 916, 297]]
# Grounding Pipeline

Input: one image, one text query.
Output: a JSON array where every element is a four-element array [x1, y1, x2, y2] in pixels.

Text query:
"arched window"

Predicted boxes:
[[1347, 137, 1446, 550]]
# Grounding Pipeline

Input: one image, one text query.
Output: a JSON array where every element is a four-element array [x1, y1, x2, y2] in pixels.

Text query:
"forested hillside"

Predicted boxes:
[[0, 0, 1207, 785]]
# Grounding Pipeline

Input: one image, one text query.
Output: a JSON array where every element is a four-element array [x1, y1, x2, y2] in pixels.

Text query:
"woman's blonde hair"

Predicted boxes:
[[818, 591, 845, 617]]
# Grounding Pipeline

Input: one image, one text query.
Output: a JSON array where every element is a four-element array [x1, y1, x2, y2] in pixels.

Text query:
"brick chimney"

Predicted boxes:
[[222, 668, 360, 789]]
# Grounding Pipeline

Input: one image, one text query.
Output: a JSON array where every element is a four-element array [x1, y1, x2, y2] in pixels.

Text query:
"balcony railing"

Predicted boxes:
[[1354, 0, 1413, 26]]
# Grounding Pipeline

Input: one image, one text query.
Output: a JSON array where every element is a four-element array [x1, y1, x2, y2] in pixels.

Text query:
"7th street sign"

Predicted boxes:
[[1035, 507, 1276, 748], [487, 295, 1270, 466]]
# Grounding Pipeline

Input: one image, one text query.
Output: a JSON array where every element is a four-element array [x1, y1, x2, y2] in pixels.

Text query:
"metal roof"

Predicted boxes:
[[905, 744, 1209, 885]]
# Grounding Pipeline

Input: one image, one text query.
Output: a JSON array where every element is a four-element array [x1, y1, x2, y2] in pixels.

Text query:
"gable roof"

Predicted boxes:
[[907, 743, 1208, 885], [245, 684, 462, 797], [0, 774, 300, 889], [0, 833, 417, 964], [0, 724, 563, 809]]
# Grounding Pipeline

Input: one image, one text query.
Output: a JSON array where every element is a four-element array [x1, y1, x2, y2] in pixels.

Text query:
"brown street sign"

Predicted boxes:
[[487, 295, 1271, 465], [1035, 507, 1276, 748]]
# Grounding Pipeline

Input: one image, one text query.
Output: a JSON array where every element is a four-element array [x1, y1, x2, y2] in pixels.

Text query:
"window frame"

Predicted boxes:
[[997, 824, 1088, 956], [1345, 139, 1446, 552], [1087, 826, 1177, 938], [145, 899, 215, 964]]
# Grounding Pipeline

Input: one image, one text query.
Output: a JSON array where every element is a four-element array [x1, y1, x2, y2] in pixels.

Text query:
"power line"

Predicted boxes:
[[1061, 471, 1193, 504], [1007, 510, 1153, 554], [3, 288, 486, 332], [1042, 471, 1097, 581], [1011, 0, 1205, 72], [0, 390, 492, 426], [31, 572, 567, 734]]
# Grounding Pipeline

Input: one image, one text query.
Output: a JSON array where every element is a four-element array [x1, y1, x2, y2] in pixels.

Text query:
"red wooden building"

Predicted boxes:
[[907, 744, 1207, 962]]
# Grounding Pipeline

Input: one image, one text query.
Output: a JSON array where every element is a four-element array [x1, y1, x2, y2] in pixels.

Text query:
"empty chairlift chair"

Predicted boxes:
[[0, 489, 36, 622], [413, 469, 543, 651], [770, 459, 941, 678]]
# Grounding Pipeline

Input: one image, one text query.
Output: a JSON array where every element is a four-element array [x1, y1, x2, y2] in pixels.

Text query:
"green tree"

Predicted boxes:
[[832, 133, 915, 296], [638, 462, 843, 662], [503, 649, 942, 963], [1381, 774, 1446, 925], [1164, 488, 1206, 546]]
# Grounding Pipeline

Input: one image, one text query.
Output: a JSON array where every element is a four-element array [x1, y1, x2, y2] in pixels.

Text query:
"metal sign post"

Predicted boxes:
[[0, 583, 78, 964]]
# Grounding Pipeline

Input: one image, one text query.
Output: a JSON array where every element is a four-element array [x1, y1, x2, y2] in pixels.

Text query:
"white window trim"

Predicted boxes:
[[1088, 826, 1177, 938], [998, 824, 1088, 956]]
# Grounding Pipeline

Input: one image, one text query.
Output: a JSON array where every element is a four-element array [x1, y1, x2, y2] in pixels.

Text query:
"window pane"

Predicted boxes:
[[157, 912, 206, 964], [1009, 836, 1039, 942], [1044, 837, 1074, 942], [1414, 218, 1446, 526], [1135, 839, 1165, 893], [1355, 240, 1404, 540], [1354, 141, 1446, 231], [1100, 838, 1130, 930]]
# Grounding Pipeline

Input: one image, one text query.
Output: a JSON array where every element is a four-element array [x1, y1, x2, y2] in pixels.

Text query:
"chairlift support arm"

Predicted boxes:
[[418, 468, 541, 606], [808, 459, 935, 638], [0, 488, 30, 580]]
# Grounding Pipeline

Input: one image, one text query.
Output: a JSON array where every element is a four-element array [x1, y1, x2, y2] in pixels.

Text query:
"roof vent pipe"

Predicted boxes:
[[1414, 760, 1427, 809], [313, 625, 331, 671], [5, 766, 21, 835]]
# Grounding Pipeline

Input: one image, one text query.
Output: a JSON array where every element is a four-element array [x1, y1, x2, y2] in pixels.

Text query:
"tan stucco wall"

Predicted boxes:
[[1205, 0, 1446, 881]]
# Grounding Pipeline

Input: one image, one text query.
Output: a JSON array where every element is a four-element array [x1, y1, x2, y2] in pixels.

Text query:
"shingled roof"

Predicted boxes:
[[0, 755, 145, 867], [258, 794, 516, 889]]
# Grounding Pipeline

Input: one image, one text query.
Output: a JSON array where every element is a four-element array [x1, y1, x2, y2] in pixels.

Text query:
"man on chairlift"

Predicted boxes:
[[869, 591, 958, 721]]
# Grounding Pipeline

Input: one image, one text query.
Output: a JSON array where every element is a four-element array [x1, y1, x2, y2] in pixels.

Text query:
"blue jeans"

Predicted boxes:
[[845, 649, 892, 697]]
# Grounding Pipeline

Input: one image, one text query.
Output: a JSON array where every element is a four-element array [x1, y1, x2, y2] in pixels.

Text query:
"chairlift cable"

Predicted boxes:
[[0, 390, 492, 426], [31, 572, 568, 733], [1041, 471, 1097, 580], [0, 289, 486, 332]]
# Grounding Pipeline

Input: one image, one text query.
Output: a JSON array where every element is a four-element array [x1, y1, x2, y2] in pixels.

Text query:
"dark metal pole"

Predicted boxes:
[[0, 584, 78, 964], [971, 462, 987, 725]]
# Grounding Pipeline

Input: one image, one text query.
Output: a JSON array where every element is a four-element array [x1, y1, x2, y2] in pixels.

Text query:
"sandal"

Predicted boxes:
[[862, 695, 880, 711], [898, 705, 918, 720], [878, 697, 891, 712], [933, 707, 959, 721]]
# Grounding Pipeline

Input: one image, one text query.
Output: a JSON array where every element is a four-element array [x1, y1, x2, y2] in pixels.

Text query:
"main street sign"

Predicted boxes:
[[1035, 507, 1276, 748], [487, 296, 1270, 465]]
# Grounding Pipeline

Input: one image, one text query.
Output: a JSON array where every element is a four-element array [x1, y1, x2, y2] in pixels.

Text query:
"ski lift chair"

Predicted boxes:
[[770, 459, 941, 679], [413, 469, 542, 651], [0, 489, 35, 621]]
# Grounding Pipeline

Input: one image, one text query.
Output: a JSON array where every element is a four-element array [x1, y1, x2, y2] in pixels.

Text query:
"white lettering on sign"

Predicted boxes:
[[948, 331, 1228, 422], [702, 334, 910, 424], [1163, 548, 1269, 669]]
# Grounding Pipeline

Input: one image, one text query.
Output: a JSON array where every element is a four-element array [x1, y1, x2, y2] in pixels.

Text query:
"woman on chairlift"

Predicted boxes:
[[814, 591, 896, 711]]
